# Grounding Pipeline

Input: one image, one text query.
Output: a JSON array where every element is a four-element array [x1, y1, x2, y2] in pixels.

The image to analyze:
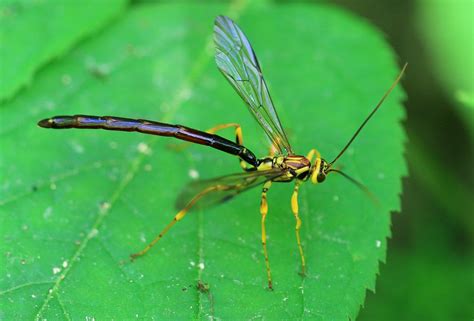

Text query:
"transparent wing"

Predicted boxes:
[[175, 169, 285, 211], [214, 15, 293, 155]]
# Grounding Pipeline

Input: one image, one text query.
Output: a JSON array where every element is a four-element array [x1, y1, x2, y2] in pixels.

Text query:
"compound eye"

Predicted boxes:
[[317, 173, 326, 183]]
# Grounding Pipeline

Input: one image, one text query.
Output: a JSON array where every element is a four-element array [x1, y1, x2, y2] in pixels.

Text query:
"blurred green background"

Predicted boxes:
[[1, 0, 472, 320]]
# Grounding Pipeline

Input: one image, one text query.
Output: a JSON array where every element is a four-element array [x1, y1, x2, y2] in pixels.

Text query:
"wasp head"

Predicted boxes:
[[310, 158, 330, 184]]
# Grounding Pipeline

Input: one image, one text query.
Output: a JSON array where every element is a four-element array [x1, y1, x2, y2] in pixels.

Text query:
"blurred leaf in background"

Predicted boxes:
[[0, 0, 127, 101], [417, 0, 474, 142], [416, 0, 474, 138], [0, 1, 407, 320]]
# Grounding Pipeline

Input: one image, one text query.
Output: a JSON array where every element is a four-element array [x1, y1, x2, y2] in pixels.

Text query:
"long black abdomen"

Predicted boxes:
[[38, 115, 258, 167]]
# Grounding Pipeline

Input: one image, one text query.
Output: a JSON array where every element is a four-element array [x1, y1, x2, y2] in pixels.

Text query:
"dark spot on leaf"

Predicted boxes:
[[196, 280, 209, 293]]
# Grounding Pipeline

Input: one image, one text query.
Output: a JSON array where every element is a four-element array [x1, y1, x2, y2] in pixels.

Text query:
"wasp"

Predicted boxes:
[[39, 16, 406, 289]]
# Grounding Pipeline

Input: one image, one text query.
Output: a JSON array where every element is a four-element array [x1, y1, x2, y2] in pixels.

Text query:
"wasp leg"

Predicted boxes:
[[206, 123, 243, 144], [260, 180, 273, 290], [306, 148, 323, 184], [206, 123, 250, 170], [305, 148, 321, 163], [170, 123, 249, 170], [130, 185, 221, 260], [291, 180, 306, 276]]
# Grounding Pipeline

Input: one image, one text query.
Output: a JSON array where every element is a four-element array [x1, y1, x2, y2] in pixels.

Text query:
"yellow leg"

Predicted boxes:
[[305, 148, 320, 163], [206, 123, 243, 145], [130, 185, 220, 260], [170, 123, 249, 170], [291, 180, 306, 276], [206, 123, 249, 170], [306, 148, 322, 184], [260, 180, 273, 290]]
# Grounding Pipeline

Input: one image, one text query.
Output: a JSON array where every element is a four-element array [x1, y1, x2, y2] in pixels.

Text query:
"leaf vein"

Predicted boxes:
[[0, 281, 54, 295], [34, 154, 144, 320], [0, 160, 117, 207], [32, 3, 248, 317], [55, 291, 72, 321]]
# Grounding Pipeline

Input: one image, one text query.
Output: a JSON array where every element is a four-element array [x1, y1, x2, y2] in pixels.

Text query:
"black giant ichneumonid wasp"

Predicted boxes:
[[38, 16, 406, 289]]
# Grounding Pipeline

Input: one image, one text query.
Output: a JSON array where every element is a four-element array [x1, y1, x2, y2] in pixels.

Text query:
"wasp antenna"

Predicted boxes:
[[328, 169, 380, 206], [330, 63, 408, 166]]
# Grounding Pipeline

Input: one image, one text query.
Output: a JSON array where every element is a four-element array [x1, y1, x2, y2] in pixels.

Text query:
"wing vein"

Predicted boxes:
[[214, 15, 293, 155]]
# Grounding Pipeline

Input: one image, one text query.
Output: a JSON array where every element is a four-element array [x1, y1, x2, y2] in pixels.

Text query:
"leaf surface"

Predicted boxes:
[[0, 0, 127, 101], [0, 3, 406, 320]]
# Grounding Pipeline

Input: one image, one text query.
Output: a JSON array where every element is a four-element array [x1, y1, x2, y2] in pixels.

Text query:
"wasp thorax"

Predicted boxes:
[[283, 155, 311, 180]]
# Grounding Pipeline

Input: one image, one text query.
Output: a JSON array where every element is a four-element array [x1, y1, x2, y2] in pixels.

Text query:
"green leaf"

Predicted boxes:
[[0, 3, 406, 320], [0, 0, 127, 101]]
